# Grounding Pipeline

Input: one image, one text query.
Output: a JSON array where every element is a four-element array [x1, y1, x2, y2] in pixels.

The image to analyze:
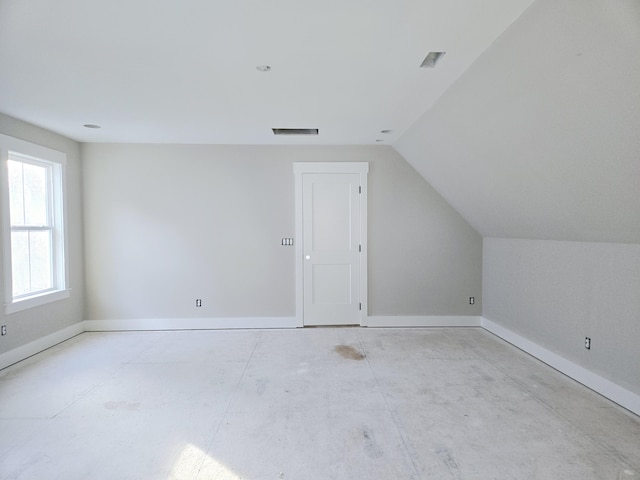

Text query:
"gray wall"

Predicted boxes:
[[483, 237, 640, 396], [82, 143, 482, 321], [0, 113, 85, 354]]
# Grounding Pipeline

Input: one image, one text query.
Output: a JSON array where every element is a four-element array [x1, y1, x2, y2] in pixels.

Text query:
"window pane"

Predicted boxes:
[[29, 230, 53, 292], [4, 142, 66, 308], [10, 231, 30, 296], [23, 162, 48, 226], [7, 160, 25, 226]]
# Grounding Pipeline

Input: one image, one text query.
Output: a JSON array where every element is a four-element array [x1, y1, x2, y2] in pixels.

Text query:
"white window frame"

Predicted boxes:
[[0, 134, 70, 314]]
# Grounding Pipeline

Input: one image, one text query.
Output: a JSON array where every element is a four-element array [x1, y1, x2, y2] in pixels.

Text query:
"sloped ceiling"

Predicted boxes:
[[395, 0, 640, 244]]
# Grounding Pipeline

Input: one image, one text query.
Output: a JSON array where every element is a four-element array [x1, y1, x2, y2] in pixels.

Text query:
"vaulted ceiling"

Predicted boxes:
[[1, 0, 638, 244], [395, 0, 640, 243]]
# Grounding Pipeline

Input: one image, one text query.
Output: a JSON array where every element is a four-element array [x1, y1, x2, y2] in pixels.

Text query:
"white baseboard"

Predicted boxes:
[[366, 316, 481, 327], [84, 316, 482, 331], [481, 317, 640, 416], [0, 322, 84, 370], [83, 317, 300, 331]]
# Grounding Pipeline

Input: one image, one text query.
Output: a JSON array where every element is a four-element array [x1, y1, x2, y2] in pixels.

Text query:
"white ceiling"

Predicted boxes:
[[3, 0, 638, 245], [0, 0, 533, 144]]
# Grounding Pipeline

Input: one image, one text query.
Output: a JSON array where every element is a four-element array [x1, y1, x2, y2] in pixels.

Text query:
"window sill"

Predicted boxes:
[[4, 289, 71, 315]]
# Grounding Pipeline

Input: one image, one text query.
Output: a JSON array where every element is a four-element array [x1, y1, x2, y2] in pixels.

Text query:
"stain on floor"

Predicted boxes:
[[334, 344, 366, 360], [435, 445, 462, 479], [361, 428, 384, 458]]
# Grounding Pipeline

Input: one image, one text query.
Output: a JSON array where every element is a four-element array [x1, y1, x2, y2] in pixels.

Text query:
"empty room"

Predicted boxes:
[[1, 0, 639, 479]]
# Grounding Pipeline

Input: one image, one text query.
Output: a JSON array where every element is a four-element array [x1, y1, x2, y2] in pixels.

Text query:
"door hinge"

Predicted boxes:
[[359, 185, 362, 194], [359, 303, 362, 311], [359, 244, 362, 252]]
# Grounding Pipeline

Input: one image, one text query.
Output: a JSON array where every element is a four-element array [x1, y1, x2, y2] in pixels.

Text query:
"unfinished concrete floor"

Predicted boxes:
[[1, 327, 639, 479]]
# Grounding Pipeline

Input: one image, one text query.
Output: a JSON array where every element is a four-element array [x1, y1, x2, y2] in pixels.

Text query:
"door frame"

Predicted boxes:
[[293, 162, 368, 327]]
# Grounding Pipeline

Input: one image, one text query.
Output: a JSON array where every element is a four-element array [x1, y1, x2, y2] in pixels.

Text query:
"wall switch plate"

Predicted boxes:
[[469, 296, 475, 305], [195, 299, 202, 307], [585, 337, 591, 350]]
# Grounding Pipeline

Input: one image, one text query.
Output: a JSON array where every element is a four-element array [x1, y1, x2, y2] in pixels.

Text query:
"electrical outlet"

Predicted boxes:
[[585, 337, 591, 350], [195, 299, 202, 307], [1, 325, 6, 336], [469, 297, 475, 305]]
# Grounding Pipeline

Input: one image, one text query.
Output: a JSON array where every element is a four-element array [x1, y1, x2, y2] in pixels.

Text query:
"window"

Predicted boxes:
[[1, 134, 69, 313]]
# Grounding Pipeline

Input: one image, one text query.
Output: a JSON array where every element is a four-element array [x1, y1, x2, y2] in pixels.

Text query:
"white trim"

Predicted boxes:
[[367, 316, 481, 327], [0, 322, 84, 370], [481, 317, 640, 416], [294, 166, 304, 327], [294, 162, 369, 327], [4, 288, 71, 315], [359, 171, 368, 326], [83, 317, 299, 332], [293, 162, 369, 174], [0, 133, 69, 315]]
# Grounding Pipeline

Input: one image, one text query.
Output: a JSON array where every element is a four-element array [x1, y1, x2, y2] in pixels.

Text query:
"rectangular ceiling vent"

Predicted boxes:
[[420, 51, 446, 68], [272, 128, 319, 136]]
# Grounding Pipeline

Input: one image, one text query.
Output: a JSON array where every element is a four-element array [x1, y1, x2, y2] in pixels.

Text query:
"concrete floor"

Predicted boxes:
[[0, 327, 638, 480]]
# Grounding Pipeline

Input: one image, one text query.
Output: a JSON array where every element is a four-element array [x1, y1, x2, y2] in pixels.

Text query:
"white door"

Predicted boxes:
[[294, 163, 368, 326]]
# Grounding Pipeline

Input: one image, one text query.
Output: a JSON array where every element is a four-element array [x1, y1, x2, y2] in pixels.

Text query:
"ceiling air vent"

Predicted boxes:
[[420, 52, 446, 68], [272, 128, 319, 136]]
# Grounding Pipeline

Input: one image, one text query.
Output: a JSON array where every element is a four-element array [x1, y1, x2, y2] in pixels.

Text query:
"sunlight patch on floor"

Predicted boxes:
[[168, 443, 243, 480]]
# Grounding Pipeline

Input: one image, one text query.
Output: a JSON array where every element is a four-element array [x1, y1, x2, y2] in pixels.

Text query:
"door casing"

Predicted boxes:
[[294, 162, 368, 327]]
